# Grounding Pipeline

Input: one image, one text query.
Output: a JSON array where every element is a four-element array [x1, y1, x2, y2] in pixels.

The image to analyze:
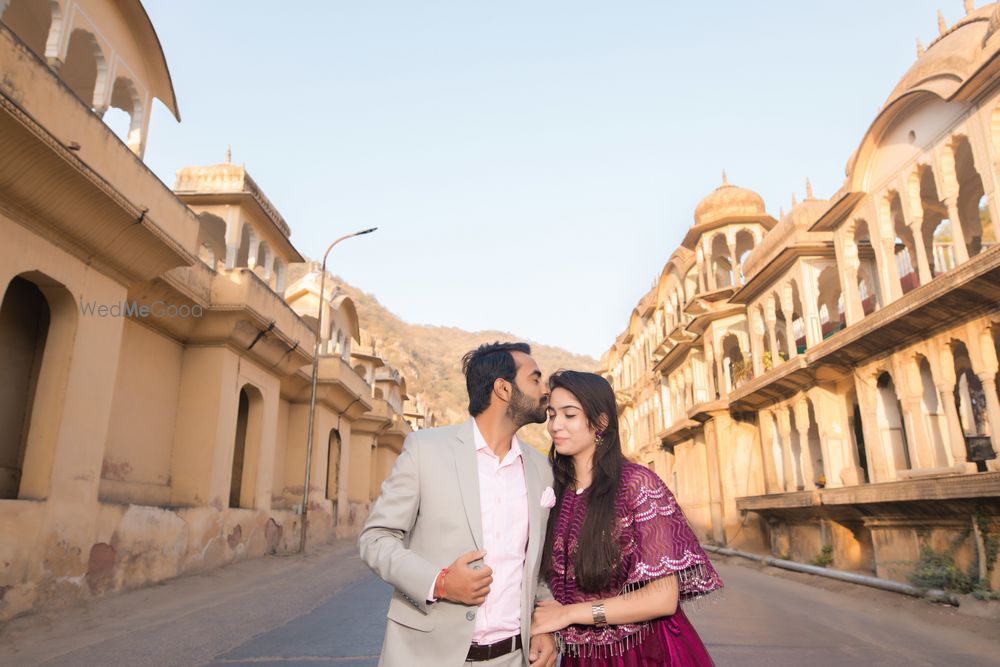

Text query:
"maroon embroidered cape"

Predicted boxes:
[[547, 462, 723, 657]]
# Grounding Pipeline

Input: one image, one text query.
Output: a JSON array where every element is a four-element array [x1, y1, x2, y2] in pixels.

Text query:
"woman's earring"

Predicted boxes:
[[595, 430, 604, 447]]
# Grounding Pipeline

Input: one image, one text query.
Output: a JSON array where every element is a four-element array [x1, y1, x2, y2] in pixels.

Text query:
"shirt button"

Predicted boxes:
[[466, 610, 476, 621]]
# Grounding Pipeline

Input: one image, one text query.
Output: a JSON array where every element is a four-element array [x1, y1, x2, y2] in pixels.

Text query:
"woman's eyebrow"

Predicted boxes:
[[549, 403, 583, 411]]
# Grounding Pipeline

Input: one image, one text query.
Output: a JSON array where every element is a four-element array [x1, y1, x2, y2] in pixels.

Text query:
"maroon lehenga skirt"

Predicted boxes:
[[559, 608, 714, 667]]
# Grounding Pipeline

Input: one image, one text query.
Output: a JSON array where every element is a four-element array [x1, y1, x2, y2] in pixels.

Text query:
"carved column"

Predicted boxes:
[[780, 287, 797, 358], [793, 399, 817, 490], [943, 195, 971, 265], [854, 373, 888, 482], [705, 343, 718, 400], [757, 409, 781, 493], [728, 240, 739, 286], [696, 247, 706, 293], [909, 215, 934, 285], [703, 420, 726, 545], [975, 370, 1000, 459], [706, 241, 718, 291], [935, 346, 970, 466], [808, 385, 844, 486], [973, 330, 1000, 459], [247, 231, 261, 270], [841, 239, 865, 325], [775, 406, 797, 491], [765, 298, 780, 367], [750, 320, 765, 378]]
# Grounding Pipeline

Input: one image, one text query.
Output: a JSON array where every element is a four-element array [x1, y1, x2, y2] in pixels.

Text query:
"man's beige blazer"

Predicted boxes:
[[359, 418, 554, 667]]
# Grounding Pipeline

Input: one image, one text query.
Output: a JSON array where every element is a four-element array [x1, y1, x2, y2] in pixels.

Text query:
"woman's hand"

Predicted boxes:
[[531, 599, 572, 635]]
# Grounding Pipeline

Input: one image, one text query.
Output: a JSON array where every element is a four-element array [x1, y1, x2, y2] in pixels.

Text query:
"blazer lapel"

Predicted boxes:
[[523, 450, 543, 565], [522, 446, 543, 615], [454, 418, 484, 550]]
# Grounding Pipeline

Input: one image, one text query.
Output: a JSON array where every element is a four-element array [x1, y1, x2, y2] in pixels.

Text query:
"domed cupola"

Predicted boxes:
[[693, 172, 767, 227]]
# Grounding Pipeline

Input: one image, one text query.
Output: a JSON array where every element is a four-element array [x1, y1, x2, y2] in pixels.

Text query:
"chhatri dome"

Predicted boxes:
[[693, 172, 767, 227]]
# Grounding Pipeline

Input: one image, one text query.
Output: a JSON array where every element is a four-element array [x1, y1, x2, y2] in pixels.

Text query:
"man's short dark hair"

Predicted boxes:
[[462, 341, 532, 416]]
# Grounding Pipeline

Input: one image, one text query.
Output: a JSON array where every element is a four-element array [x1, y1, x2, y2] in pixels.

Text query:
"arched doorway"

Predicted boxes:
[[230, 384, 263, 509], [326, 429, 341, 501], [0, 276, 49, 498]]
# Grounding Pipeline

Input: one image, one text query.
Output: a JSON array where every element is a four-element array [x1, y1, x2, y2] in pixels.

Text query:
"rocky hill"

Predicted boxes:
[[329, 277, 599, 450]]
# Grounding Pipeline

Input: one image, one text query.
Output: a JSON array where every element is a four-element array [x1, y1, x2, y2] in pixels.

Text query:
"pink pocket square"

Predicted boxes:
[[540, 486, 556, 508]]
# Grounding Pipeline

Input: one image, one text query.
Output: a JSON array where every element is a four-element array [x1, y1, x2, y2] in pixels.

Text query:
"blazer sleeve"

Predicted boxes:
[[358, 433, 439, 613]]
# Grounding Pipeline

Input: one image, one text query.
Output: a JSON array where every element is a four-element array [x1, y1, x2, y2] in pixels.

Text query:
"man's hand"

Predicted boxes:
[[527, 632, 557, 667], [440, 550, 492, 605]]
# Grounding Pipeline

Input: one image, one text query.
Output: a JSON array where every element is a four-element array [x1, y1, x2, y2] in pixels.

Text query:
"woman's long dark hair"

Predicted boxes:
[[540, 370, 623, 593]]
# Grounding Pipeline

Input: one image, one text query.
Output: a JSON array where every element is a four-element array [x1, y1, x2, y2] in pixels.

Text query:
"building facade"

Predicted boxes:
[[0, 0, 428, 620], [605, 4, 1000, 590]]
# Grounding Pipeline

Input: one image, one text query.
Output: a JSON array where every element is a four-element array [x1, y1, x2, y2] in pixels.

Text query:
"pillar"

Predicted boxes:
[[775, 406, 797, 491], [703, 419, 726, 544], [943, 196, 971, 265], [224, 215, 241, 269], [973, 330, 1000, 459], [841, 239, 865, 325], [808, 386, 845, 487], [793, 399, 816, 490], [246, 230, 261, 270], [705, 344, 718, 400], [909, 215, 934, 285], [765, 298, 780, 366], [854, 373, 889, 482], [780, 288, 797, 358], [757, 409, 781, 493], [728, 240, 739, 286], [935, 345, 972, 466]]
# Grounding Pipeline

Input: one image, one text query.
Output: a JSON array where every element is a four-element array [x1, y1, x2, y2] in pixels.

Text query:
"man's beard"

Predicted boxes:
[[507, 384, 547, 428]]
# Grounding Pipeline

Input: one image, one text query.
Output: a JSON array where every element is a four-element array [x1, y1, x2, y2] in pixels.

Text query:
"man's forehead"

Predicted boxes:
[[512, 351, 540, 374]]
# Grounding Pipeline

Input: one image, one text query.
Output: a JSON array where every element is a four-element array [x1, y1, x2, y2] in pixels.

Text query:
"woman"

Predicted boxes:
[[531, 370, 722, 666]]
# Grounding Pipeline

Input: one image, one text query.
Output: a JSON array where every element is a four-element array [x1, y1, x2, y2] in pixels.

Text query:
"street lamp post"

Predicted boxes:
[[299, 227, 377, 554]]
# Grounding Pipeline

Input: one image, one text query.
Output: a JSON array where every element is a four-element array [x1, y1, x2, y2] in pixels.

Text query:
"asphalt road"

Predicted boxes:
[[1, 540, 997, 666]]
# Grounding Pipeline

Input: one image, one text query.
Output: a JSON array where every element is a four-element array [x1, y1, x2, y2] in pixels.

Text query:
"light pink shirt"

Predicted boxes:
[[470, 420, 529, 644], [427, 422, 529, 643]]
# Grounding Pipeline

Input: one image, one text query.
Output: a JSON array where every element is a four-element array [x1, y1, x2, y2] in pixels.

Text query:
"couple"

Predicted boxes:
[[359, 342, 722, 666]]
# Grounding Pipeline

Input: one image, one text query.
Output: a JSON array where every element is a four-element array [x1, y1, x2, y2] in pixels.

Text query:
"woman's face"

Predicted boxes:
[[546, 387, 598, 460]]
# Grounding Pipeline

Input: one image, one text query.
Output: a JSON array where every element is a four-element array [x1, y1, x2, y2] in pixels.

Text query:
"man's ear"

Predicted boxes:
[[493, 377, 512, 404]]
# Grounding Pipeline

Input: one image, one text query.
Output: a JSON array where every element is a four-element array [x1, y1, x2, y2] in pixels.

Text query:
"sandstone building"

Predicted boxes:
[[0, 0, 430, 620], [605, 3, 1000, 590]]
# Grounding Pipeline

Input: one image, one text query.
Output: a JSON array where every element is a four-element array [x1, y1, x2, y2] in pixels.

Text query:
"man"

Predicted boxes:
[[360, 342, 558, 667]]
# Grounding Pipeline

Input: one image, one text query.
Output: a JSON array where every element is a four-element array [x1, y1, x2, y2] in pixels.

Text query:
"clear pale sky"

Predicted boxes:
[[144, 0, 954, 358]]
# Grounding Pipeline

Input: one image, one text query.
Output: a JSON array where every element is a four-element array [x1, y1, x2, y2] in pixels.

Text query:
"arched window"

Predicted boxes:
[[106, 77, 143, 154], [854, 220, 881, 315], [917, 166, 951, 277], [61, 28, 105, 109], [196, 213, 227, 271], [710, 234, 733, 288], [1, 0, 52, 58], [888, 192, 918, 293], [735, 229, 755, 284], [952, 136, 994, 258], [816, 265, 844, 338]]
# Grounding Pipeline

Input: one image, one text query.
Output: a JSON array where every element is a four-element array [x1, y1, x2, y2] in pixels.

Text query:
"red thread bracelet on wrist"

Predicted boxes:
[[435, 567, 449, 599]]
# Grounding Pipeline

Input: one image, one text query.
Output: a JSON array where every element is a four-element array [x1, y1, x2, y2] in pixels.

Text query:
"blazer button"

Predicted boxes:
[[466, 610, 476, 621]]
